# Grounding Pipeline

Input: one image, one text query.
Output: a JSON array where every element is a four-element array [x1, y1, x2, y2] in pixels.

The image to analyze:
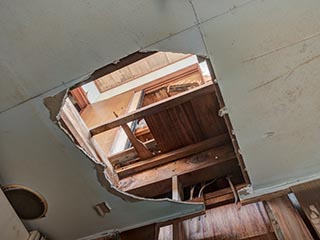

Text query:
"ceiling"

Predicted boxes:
[[1, 0, 320, 239]]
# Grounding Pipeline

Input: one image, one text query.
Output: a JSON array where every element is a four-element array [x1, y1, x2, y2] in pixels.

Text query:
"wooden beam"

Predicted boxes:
[[109, 90, 144, 155], [172, 176, 185, 240], [264, 196, 313, 240], [189, 184, 247, 208], [291, 179, 320, 238], [116, 134, 230, 178], [116, 115, 153, 160], [172, 176, 184, 201], [108, 139, 158, 165], [118, 144, 236, 196], [90, 83, 215, 135]]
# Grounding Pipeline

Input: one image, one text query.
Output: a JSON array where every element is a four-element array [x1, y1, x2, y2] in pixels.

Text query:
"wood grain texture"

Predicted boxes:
[[118, 145, 238, 197], [265, 196, 313, 240], [158, 202, 276, 240], [89, 83, 215, 135], [142, 63, 203, 105], [116, 134, 230, 178], [144, 90, 227, 153], [118, 122, 153, 160], [291, 179, 320, 238]]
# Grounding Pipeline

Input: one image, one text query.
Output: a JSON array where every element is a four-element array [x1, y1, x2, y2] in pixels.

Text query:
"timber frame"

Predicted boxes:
[[87, 81, 248, 200]]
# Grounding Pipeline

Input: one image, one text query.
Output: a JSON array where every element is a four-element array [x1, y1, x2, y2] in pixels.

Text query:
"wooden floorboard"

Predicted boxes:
[[291, 179, 320, 238], [158, 202, 276, 240], [265, 196, 313, 240]]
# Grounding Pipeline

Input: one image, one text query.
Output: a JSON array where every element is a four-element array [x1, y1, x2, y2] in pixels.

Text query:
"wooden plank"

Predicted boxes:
[[60, 98, 119, 184], [172, 176, 184, 201], [173, 202, 275, 240], [144, 101, 205, 152], [90, 83, 215, 135], [109, 90, 144, 155], [172, 176, 185, 240], [118, 144, 236, 196], [265, 196, 313, 240], [144, 90, 226, 153], [143, 63, 201, 96], [96, 224, 157, 240], [189, 184, 247, 208], [117, 118, 153, 160], [116, 134, 230, 178], [291, 179, 320, 238], [108, 139, 158, 166]]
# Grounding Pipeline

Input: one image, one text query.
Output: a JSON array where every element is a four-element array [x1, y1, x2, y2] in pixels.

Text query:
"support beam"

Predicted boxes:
[[108, 139, 158, 166], [264, 196, 313, 240], [90, 83, 215, 135], [172, 176, 184, 201], [189, 184, 247, 209], [117, 118, 153, 160], [172, 176, 185, 240], [118, 144, 237, 197], [116, 134, 230, 178], [291, 179, 320, 238]]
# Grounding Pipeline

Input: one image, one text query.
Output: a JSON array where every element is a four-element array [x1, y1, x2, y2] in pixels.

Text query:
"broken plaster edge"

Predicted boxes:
[[78, 203, 204, 240], [42, 85, 205, 239]]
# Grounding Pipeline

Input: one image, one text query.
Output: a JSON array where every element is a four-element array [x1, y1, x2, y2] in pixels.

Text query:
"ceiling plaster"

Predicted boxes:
[[1, 0, 320, 238]]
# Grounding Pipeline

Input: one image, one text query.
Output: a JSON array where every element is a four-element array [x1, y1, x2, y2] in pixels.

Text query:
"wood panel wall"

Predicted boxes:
[[291, 179, 320, 238], [264, 196, 313, 240], [159, 202, 276, 240]]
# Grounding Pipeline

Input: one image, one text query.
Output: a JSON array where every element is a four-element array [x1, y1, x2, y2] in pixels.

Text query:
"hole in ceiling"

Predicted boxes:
[[45, 50, 248, 205], [2, 184, 48, 220]]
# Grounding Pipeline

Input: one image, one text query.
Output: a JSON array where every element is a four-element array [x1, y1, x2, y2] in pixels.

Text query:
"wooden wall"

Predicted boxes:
[[159, 202, 276, 240]]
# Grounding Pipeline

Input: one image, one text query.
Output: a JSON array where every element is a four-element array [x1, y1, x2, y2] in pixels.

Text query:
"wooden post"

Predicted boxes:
[[172, 176, 184, 240], [291, 179, 320, 238], [113, 112, 153, 160], [264, 196, 313, 240]]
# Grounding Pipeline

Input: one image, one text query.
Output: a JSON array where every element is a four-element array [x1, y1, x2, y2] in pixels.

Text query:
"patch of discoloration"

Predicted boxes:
[[43, 90, 67, 122]]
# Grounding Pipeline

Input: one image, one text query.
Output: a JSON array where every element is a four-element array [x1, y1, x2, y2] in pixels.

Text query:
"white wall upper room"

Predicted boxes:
[[1, 0, 320, 239]]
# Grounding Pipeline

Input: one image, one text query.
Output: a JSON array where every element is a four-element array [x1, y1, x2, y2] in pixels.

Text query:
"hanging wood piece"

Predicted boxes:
[[113, 112, 153, 160]]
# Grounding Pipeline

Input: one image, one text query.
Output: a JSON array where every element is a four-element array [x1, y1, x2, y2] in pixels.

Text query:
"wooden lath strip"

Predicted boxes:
[[90, 83, 215, 136], [116, 134, 230, 178]]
